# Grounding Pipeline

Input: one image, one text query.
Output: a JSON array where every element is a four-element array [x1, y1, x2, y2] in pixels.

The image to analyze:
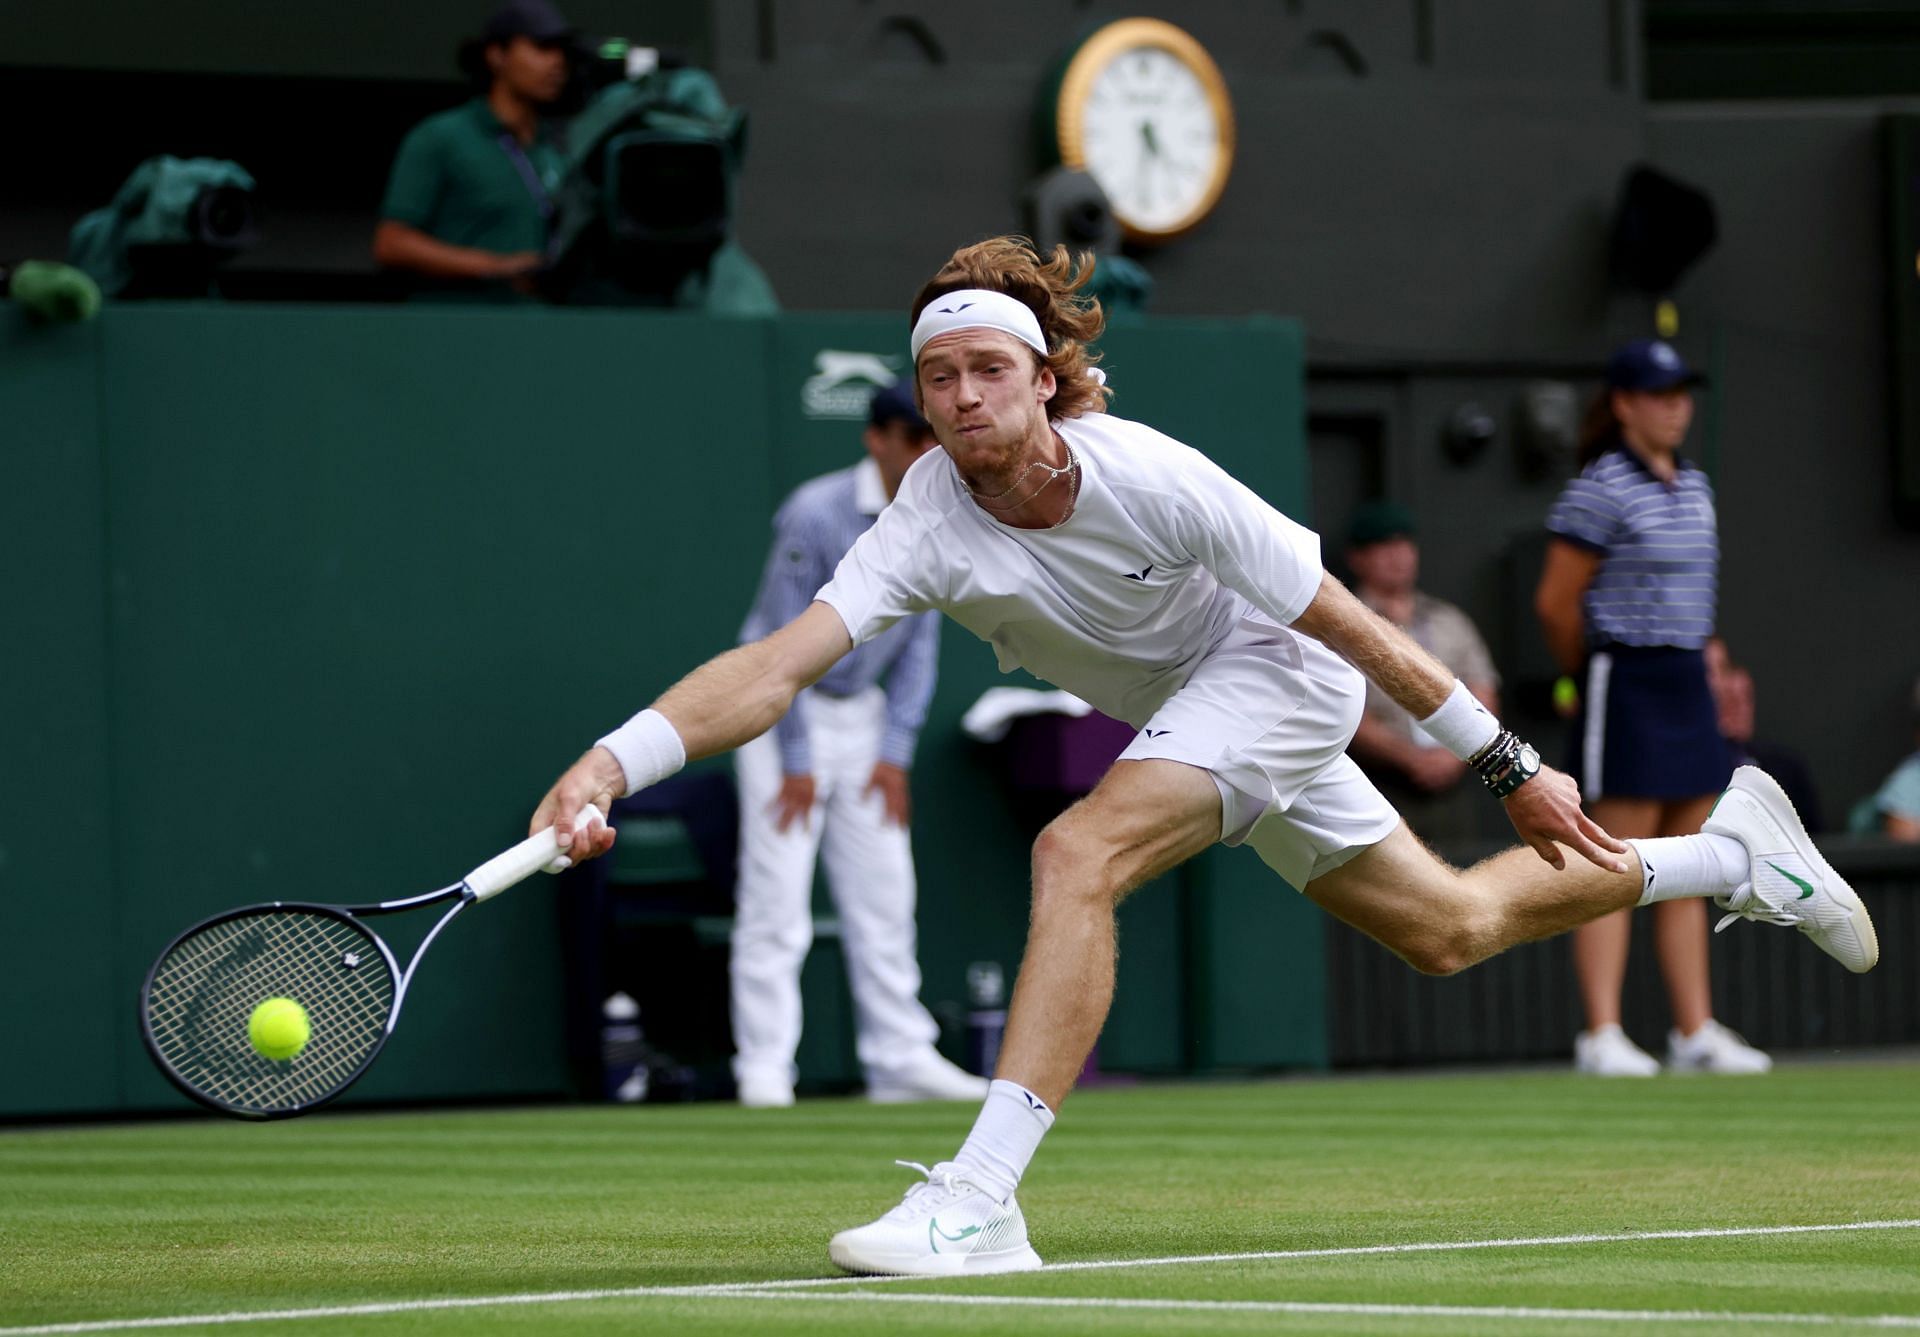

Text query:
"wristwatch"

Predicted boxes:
[[1487, 741, 1541, 799], [1469, 730, 1540, 798]]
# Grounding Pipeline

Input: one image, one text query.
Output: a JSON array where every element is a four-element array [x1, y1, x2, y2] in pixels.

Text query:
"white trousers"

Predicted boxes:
[[730, 686, 939, 1086]]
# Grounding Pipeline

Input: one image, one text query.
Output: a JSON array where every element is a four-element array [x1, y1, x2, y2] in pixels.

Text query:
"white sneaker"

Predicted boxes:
[[866, 1051, 991, 1104], [1704, 766, 1879, 973], [1574, 1023, 1661, 1076], [828, 1161, 1042, 1276], [736, 1071, 794, 1109], [1667, 1019, 1772, 1074]]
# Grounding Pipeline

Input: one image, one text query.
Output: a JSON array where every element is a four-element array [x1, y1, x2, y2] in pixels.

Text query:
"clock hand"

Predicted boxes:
[[1141, 120, 1161, 156]]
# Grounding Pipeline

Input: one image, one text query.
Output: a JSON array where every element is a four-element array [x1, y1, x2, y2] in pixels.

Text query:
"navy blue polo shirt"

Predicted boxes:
[[1544, 444, 1718, 649]]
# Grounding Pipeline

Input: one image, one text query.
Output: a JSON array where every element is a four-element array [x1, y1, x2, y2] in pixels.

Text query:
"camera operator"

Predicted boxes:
[[372, 0, 575, 299]]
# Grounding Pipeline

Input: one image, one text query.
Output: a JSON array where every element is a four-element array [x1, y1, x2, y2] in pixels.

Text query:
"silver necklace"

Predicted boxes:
[[1041, 454, 1082, 529], [969, 445, 1080, 527], [965, 450, 1075, 504]]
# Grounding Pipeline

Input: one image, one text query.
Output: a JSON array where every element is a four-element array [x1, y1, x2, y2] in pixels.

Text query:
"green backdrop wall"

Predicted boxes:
[[0, 302, 1310, 1119]]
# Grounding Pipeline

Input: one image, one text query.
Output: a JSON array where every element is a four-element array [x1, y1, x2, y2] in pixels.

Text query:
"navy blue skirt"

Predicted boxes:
[[1564, 645, 1731, 801]]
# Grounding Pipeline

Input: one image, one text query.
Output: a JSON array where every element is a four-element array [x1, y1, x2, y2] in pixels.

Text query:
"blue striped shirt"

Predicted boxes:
[[1544, 444, 1718, 649], [739, 457, 941, 773]]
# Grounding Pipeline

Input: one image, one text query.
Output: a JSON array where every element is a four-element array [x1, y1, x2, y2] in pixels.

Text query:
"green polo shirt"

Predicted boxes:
[[380, 98, 562, 255]]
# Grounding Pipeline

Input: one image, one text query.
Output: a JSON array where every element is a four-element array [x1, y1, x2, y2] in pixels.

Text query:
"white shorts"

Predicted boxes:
[[1115, 618, 1401, 890]]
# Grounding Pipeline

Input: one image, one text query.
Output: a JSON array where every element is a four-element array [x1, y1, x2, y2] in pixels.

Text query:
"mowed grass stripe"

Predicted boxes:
[[2, 1064, 1916, 1333], [2, 1220, 1915, 1335]]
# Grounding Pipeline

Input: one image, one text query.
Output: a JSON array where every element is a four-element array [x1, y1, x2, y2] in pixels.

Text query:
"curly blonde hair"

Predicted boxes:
[[910, 237, 1112, 421]]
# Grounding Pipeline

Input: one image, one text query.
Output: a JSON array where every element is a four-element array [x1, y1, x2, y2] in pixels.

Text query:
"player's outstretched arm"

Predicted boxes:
[[533, 601, 854, 857], [1291, 573, 1628, 873], [653, 601, 855, 757], [1291, 572, 1462, 716]]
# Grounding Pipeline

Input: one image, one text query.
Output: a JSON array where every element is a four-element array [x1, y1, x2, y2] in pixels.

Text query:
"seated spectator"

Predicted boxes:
[[1704, 637, 1824, 832], [372, 0, 576, 298], [1857, 677, 1920, 842], [1343, 501, 1500, 845]]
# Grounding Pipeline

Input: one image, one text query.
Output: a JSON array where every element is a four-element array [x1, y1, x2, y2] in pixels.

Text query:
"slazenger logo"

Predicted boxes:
[[802, 350, 902, 420]]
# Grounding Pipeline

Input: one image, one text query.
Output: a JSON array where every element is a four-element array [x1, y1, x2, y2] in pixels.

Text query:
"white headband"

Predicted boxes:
[[910, 288, 1048, 363]]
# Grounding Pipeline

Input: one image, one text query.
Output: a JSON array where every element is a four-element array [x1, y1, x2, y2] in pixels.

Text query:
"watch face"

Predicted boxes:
[[1057, 19, 1234, 242], [1080, 50, 1218, 233], [1517, 744, 1541, 774]]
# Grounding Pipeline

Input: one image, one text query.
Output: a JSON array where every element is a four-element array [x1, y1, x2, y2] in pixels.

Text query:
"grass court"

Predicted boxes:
[[4, 1061, 1918, 1335]]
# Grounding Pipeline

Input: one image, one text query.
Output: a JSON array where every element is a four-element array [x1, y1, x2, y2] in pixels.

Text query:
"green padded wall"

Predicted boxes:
[[0, 302, 1312, 1118], [0, 315, 117, 1112]]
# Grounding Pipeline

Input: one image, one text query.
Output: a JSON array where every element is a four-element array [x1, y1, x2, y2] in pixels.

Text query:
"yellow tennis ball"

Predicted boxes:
[[248, 997, 310, 1061], [1553, 675, 1579, 715]]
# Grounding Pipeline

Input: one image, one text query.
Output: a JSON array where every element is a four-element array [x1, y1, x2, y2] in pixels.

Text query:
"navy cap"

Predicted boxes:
[[1606, 339, 1705, 392], [868, 380, 930, 433], [1347, 499, 1418, 548], [482, 0, 574, 43]]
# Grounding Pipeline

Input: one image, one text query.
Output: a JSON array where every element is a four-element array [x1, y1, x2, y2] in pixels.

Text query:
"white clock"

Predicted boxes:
[[1053, 18, 1236, 244]]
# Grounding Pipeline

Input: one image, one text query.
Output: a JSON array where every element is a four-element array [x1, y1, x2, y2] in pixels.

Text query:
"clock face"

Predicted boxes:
[[1056, 19, 1234, 243]]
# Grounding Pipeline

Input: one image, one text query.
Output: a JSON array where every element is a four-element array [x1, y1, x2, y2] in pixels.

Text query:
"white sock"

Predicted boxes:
[[951, 1079, 1054, 1203], [1627, 834, 1748, 906]]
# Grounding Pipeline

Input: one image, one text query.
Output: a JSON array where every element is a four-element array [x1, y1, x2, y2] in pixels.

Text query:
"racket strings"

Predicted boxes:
[[145, 910, 397, 1116]]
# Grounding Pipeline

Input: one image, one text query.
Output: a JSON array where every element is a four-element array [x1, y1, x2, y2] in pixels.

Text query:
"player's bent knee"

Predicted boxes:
[[1403, 939, 1471, 978], [1349, 887, 1499, 977], [1399, 916, 1497, 977], [1029, 823, 1124, 914]]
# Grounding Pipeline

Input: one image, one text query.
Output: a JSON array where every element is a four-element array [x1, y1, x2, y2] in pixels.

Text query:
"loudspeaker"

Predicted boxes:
[[1440, 402, 1497, 466], [1608, 165, 1717, 294], [1024, 167, 1120, 255], [1514, 381, 1580, 482]]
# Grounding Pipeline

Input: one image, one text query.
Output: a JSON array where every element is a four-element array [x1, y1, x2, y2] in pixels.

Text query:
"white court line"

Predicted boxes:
[[4, 1218, 1916, 1335], [667, 1219, 1920, 1295], [704, 1292, 1920, 1327], [1012, 1217, 1920, 1281]]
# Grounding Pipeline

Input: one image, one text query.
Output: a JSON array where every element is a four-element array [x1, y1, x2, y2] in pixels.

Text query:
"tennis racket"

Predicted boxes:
[[139, 805, 605, 1121]]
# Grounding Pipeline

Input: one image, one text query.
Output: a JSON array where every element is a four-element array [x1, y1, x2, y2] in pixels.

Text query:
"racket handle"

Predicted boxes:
[[465, 804, 606, 902]]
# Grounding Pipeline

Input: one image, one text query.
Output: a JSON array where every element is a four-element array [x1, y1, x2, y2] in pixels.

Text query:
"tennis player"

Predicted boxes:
[[532, 238, 1877, 1277]]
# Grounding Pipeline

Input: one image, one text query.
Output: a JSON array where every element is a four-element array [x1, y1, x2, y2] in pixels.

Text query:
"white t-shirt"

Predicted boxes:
[[816, 412, 1336, 728]]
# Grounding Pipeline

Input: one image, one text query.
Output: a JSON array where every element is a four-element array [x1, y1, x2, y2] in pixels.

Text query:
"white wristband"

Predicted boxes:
[[594, 708, 686, 796], [1417, 680, 1500, 762]]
